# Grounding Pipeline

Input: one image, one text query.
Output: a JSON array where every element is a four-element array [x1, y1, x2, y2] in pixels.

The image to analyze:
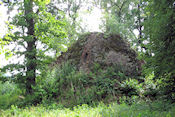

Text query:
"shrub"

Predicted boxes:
[[53, 62, 143, 106], [27, 68, 59, 105], [0, 81, 22, 109], [120, 79, 141, 97], [30, 62, 144, 107], [142, 73, 159, 101]]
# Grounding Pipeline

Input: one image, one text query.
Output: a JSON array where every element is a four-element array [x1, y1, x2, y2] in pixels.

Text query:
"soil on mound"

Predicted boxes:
[[55, 32, 142, 76]]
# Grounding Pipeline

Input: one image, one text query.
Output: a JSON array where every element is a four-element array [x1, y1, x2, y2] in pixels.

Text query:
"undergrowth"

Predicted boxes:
[[1, 62, 171, 117], [0, 102, 175, 117], [0, 81, 22, 109], [29, 62, 144, 107]]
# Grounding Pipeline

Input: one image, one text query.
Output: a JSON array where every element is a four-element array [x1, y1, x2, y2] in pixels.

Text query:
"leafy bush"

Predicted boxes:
[[120, 79, 141, 97], [53, 63, 144, 106], [24, 68, 59, 105], [142, 73, 159, 101], [0, 81, 22, 109], [28, 62, 144, 107], [55, 63, 95, 106]]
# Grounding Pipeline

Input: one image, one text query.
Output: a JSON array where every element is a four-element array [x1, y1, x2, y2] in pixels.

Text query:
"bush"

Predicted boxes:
[[30, 62, 144, 107], [142, 73, 159, 101], [120, 79, 141, 96], [0, 81, 22, 109], [55, 63, 94, 106], [24, 68, 59, 105]]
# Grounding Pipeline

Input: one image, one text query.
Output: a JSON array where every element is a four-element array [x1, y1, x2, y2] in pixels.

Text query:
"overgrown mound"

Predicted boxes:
[[55, 32, 141, 76], [39, 32, 144, 106]]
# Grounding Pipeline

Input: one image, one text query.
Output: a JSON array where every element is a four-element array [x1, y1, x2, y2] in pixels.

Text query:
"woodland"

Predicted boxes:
[[0, 0, 175, 116]]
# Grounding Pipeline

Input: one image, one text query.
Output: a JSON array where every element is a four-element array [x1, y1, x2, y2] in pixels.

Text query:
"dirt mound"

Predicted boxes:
[[55, 32, 141, 76]]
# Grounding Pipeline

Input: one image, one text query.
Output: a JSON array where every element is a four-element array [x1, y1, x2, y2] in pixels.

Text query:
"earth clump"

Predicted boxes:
[[55, 32, 141, 77]]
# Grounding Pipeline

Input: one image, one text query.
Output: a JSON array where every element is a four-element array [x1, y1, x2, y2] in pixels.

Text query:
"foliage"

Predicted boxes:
[[96, 0, 141, 43], [1, 0, 175, 114], [143, 0, 175, 101], [141, 72, 159, 101], [1, 0, 67, 93], [120, 78, 141, 97], [1, 102, 175, 117], [0, 81, 22, 109], [27, 62, 144, 107], [47, 0, 87, 44], [0, 33, 13, 60]]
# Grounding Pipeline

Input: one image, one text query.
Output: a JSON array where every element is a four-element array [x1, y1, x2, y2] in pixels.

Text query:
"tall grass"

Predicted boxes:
[[0, 102, 175, 117]]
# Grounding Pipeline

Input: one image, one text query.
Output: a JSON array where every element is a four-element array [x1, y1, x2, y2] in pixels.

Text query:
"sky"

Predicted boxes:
[[0, 2, 103, 67]]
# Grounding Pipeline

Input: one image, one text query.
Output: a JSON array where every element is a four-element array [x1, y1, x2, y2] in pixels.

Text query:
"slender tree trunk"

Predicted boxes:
[[24, 0, 36, 94], [138, 0, 142, 42]]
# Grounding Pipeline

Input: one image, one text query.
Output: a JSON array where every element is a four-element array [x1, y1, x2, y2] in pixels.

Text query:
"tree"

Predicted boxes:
[[95, 0, 138, 41], [24, 0, 36, 94], [94, 0, 148, 50], [143, 0, 175, 100], [47, 0, 86, 44], [1, 0, 66, 94]]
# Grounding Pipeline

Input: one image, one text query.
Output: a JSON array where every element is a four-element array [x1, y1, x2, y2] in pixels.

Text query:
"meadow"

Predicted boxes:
[[1, 102, 175, 117]]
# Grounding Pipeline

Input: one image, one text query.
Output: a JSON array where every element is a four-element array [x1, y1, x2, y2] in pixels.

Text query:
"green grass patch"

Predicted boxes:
[[1, 102, 175, 117]]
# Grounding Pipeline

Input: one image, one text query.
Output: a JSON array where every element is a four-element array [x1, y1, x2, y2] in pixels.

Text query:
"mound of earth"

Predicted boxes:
[[55, 32, 142, 76]]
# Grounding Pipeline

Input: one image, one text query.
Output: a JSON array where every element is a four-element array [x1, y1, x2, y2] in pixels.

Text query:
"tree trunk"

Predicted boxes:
[[138, 0, 142, 43], [24, 0, 36, 94]]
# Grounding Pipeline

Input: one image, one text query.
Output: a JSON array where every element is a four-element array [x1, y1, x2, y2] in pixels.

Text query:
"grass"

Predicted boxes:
[[0, 102, 175, 117]]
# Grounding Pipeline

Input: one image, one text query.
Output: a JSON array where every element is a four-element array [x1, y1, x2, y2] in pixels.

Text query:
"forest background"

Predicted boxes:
[[0, 0, 175, 116]]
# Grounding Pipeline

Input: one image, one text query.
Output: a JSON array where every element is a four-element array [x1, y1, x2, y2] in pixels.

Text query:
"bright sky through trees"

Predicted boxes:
[[0, 2, 103, 67], [0, 0, 139, 67], [0, 4, 7, 38]]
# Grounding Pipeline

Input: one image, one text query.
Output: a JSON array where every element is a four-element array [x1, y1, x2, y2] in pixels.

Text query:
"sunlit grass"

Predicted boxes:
[[1, 103, 175, 117]]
